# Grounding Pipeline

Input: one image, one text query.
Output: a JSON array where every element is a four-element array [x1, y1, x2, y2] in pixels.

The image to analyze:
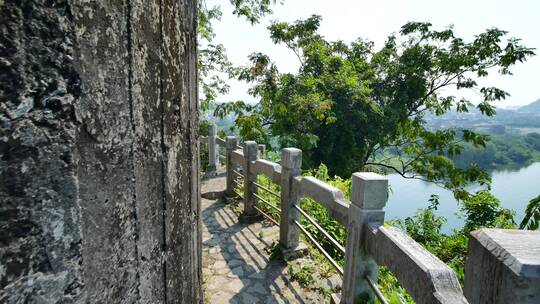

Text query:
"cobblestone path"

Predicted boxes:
[[201, 175, 325, 303]]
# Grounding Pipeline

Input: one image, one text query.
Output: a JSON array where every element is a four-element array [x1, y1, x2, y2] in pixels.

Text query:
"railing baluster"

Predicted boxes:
[[253, 193, 281, 213], [365, 275, 389, 304], [252, 181, 280, 198], [225, 136, 237, 198], [293, 220, 344, 276], [279, 148, 302, 251], [206, 122, 218, 176], [239, 141, 260, 223], [293, 204, 345, 254], [341, 172, 388, 304], [258, 143, 266, 159], [253, 206, 279, 226]]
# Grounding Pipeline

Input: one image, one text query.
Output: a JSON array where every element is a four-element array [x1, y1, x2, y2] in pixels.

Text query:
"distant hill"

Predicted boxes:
[[518, 99, 540, 113]]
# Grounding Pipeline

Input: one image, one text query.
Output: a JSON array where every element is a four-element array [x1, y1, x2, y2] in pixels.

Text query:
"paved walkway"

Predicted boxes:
[[201, 175, 325, 303]]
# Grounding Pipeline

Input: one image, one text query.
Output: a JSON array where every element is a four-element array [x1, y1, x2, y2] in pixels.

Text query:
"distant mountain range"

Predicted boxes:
[[518, 98, 540, 113], [424, 97, 540, 133]]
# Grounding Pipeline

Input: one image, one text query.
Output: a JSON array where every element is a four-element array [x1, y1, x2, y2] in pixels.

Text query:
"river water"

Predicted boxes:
[[385, 162, 540, 233]]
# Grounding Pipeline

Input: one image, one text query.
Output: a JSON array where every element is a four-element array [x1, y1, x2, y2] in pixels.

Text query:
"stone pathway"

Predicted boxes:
[[201, 175, 325, 303]]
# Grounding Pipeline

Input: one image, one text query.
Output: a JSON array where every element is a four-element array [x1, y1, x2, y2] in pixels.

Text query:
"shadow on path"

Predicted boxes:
[[201, 177, 320, 303]]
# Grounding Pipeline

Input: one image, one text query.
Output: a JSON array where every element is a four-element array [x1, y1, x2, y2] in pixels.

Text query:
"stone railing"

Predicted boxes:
[[201, 125, 540, 304]]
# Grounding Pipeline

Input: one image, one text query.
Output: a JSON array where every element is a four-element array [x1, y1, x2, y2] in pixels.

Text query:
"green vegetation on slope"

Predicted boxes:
[[245, 164, 516, 303], [451, 132, 540, 170]]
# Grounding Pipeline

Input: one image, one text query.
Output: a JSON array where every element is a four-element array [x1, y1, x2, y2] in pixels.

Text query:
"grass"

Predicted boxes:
[[288, 262, 317, 287]]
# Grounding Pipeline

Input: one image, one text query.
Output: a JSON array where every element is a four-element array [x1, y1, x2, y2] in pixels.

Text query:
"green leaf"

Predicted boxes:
[[520, 195, 540, 230]]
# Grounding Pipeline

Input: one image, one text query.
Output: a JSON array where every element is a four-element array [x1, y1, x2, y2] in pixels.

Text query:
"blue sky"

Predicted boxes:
[[207, 0, 540, 108]]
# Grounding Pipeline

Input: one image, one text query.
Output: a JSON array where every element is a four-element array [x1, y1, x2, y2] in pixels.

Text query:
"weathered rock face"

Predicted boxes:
[[0, 0, 200, 303], [0, 1, 83, 302]]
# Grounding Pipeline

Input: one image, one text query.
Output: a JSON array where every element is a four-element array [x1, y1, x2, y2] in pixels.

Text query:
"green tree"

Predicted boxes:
[[395, 191, 515, 283], [520, 195, 540, 230], [217, 15, 534, 198], [524, 132, 540, 151], [460, 191, 515, 233], [451, 133, 540, 170], [197, 0, 279, 112]]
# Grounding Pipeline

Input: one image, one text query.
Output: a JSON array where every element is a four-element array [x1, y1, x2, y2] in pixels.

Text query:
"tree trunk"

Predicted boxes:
[[0, 0, 200, 303]]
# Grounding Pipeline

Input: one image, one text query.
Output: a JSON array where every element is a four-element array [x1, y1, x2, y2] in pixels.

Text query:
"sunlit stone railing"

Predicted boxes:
[[201, 122, 540, 304]]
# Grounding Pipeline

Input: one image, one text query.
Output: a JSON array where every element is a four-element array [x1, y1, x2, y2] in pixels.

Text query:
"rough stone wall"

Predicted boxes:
[[0, 0, 200, 303], [0, 1, 83, 302]]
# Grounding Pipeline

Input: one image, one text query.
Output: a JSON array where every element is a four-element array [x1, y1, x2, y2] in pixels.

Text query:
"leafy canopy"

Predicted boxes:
[[197, 0, 279, 112], [217, 15, 534, 199], [520, 195, 540, 230]]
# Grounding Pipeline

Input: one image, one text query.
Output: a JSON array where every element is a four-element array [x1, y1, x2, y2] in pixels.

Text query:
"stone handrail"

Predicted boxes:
[[200, 127, 264, 176], [218, 137, 466, 303], [251, 159, 282, 184], [215, 136, 226, 146], [200, 123, 540, 304], [294, 176, 350, 226], [366, 224, 467, 303], [230, 150, 244, 167]]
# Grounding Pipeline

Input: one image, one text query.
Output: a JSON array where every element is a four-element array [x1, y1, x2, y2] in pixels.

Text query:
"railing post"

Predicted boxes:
[[206, 122, 218, 176], [464, 228, 540, 304], [239, 141, 260, 223], [279, 148, 302, 250], [258, 144, 266, 159], [340, 172, 388, 304], [225, 136, 237, 198]]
